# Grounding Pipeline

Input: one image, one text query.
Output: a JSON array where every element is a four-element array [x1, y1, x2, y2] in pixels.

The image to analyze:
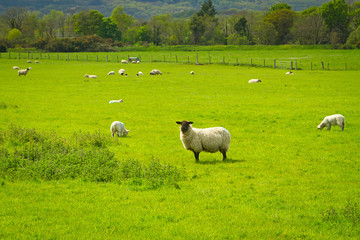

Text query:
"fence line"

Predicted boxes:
[[0, 52, 357, 71]]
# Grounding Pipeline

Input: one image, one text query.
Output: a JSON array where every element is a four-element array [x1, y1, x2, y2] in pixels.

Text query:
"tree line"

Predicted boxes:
[[1, 0, 360, 52]]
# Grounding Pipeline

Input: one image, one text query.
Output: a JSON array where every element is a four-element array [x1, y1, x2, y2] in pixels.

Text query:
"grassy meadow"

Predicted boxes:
[[1, 50, 360, 239]]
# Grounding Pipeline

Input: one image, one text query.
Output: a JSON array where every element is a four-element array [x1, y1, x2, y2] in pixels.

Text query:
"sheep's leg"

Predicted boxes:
[[193, 151, 199, 162], [222, 151, 227, 161], [326, 124, 331, 131]]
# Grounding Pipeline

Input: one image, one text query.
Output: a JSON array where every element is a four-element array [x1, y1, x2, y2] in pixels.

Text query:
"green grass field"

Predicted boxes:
[[1, 51, 360, 239]]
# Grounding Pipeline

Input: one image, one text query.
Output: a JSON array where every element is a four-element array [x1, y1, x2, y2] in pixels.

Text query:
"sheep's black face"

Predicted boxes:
[[176, 121, 193, 133]]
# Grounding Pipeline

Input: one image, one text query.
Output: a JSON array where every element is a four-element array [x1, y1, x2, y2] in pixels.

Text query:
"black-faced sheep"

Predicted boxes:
[[119, 69, 125, 75], [107, 71, 115, 75], [317, 114, 345, 131], [85, 74, 97, 78], [176, 121, 231, 162], [150, 69, 162, 75], [18, 67, 31, 76], [248, 79, 261, 83]]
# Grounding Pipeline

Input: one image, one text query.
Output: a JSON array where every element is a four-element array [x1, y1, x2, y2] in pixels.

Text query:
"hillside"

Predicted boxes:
[[0, 0, 329, 19]]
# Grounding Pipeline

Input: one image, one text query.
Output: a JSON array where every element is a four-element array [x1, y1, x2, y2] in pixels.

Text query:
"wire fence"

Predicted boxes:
[[1, 51, 358, 71]]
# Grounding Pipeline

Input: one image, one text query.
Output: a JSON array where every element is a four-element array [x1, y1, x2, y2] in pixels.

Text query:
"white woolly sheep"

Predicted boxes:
[[110, 121, 130, 137], [285, 71, 293, 75], [176, 121, 231, 162], [119, 69, 125, 75], [107, 71, 115, 75], [13, 66, 20, 69], [35, 60, 39, 63], [84, 74, 97, 78], [317, 114, 345, 131], [136, 71, 143, 76], [190, 71, 194, 75], [109, 99, 123, 104], [18, 67, 31, 76], [150, 69, 162, 75], [121, 60, 128, 64], [248, 79, 261, 83], [27, 60, 32, 63]]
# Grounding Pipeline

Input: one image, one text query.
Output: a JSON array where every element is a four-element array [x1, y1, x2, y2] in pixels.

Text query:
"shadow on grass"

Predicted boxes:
[[196, 158, 245, 165]]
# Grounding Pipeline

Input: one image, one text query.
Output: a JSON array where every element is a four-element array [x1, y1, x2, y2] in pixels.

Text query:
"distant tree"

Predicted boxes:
[[21, 11, 40, 40], [7, 28, 22, 42], [197, 0, 217, 17], [110, 6, 134, 34], [320, 0, 350, 43], [42, 10, 65, 38], [169, 20, 190, 45], [148, 14, 171, 45], [264, 9, 297, 44], [72, 10, 104, 36], [234, 17, 248, 37], [254, 22, 278, 45], [1, 7, 28, 31], [189, 14, 205, 44], [268, 3, 292, 14], [349, 1, 360, 29], [97, 18, 122, 40]]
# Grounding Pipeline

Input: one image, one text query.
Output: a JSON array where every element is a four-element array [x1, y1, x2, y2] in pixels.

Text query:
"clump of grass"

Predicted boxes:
[[0, 125, 186, 188], [0, 102, 18, 110], [322, 199, 360, 226]]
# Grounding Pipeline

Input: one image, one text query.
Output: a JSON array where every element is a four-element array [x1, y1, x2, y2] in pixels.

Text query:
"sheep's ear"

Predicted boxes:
[[176, 121, 182, 125], [189, 122, 193, 124]]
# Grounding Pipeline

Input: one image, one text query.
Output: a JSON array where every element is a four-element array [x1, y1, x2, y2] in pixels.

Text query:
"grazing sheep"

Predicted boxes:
[[18, 67, 31, 76], [109, 99, 123, 104], [176, 121, 231, 162], [110, 121, 130, 137], [285, 71, 293, 75], [121, 60, 128, 64], [35, 60, 39, 63], [248, 79, 261, 83], [190, 71, 194, 75], [150, 69, 162, 75], [13, 66, 20, 69], [27, 60, 32, 63], [317, 114, 345, 131], [136, 71, 143, 76], [119, 69, 125, 75], [84, 74, 97, 78], [107, 71, 115, 75], [137, 61, 140, 64]]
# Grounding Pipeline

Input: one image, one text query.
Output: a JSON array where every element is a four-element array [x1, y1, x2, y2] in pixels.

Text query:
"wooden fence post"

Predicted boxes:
[[345, 63, 347, 71], [250, 58, 252, 67], [291, 61, 293, 70], [274, 60, 276, 69], [321, 62, 324, 69], [67, 54, 69, 61], [236, 58, 238, 65], [196, 53, 199, 64], [209, 56, 211, 64], [176, 55, 177, 63], [18, 53, 20, 59], [263, 60, 265, 67], [164, 55, 165, 62], [223, 56, 225, 64], [106, 55, 108, 62], [188, 56, 189, 63]]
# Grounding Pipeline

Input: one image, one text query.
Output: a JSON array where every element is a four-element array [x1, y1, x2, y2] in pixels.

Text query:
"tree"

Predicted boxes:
[[254, 22, 278, 45], [110, 6, 134, 34], [189, 14, 205, 44], [148, 14, 171, 45], [264, 9, 297, 44], [268, 3, 292, 14], [72, 10, 104, 36], [234, 17, 248, 37], [97, 18, 122, 40], [320, 0, 350, 43], [197, 0, 217, 17], [7, 28, 22, 42], [42, 10, 65, 38], [1, 7, 28, 31]]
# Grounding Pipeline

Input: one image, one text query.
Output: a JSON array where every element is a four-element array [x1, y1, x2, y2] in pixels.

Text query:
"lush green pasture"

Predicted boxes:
[[4, 46, 360, 70], [1, 56, 360, 239]]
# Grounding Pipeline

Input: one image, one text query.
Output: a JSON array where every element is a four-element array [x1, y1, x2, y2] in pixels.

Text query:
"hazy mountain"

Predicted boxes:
[[0, 0, 330, 19]]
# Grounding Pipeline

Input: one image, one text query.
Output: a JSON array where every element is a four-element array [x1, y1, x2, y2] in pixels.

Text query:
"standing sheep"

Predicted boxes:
[[110, 121, 130, 137], [121, 60, 128, 64], [107, 71, 115, 75], [176, 121, 231, 162], [18, 67, 31, 76], [119, 69, 125, 75], [317, 114, 345, 131]]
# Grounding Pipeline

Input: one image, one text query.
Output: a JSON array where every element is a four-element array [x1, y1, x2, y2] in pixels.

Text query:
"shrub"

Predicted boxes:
[[355, 41, 360, 49]]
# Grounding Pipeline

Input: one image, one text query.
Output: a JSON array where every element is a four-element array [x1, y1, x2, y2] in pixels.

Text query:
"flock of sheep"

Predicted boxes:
[[12, 60, 346, 162]]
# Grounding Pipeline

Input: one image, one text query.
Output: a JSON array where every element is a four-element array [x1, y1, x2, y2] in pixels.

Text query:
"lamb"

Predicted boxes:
[[110, 121, 130, 137], [150, 69, 162, 75], [119, 69, 125, 75], [107, 71, 115, 75], [176, 121, 231, 162], [317, 114, 345, 131], [121, 60, 128, 64], [18, 67, 31, 76], [13, 66, 20, 69], [85, 74, 97, 78], [248, 79, 261, 83]]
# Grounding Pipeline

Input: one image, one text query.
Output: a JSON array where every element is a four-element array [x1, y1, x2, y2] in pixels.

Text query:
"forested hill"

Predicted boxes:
[[0, 0, 329, 19]]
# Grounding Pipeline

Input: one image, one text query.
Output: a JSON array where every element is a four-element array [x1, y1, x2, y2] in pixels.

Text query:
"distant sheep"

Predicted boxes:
[[317, 114, 345, 131], [248, 79, 261, 83], [27, 60, 32, 63], [18, 67, 31, 76], [285, 71, 293, 75], [85, 74, 97, 78], [13, 66, 20, 69], [136, 71, 143, 76], [190, 71, 194, 75], [35, 61, 39, 63], [109, 99, 123, 104], [110, 121, 130, 137], [121, 60, 128, 64], [176, 121, 231, 162], [107, 71, 115, 75], [119, 69, 125, 75], [150, 69, 162, 75]]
